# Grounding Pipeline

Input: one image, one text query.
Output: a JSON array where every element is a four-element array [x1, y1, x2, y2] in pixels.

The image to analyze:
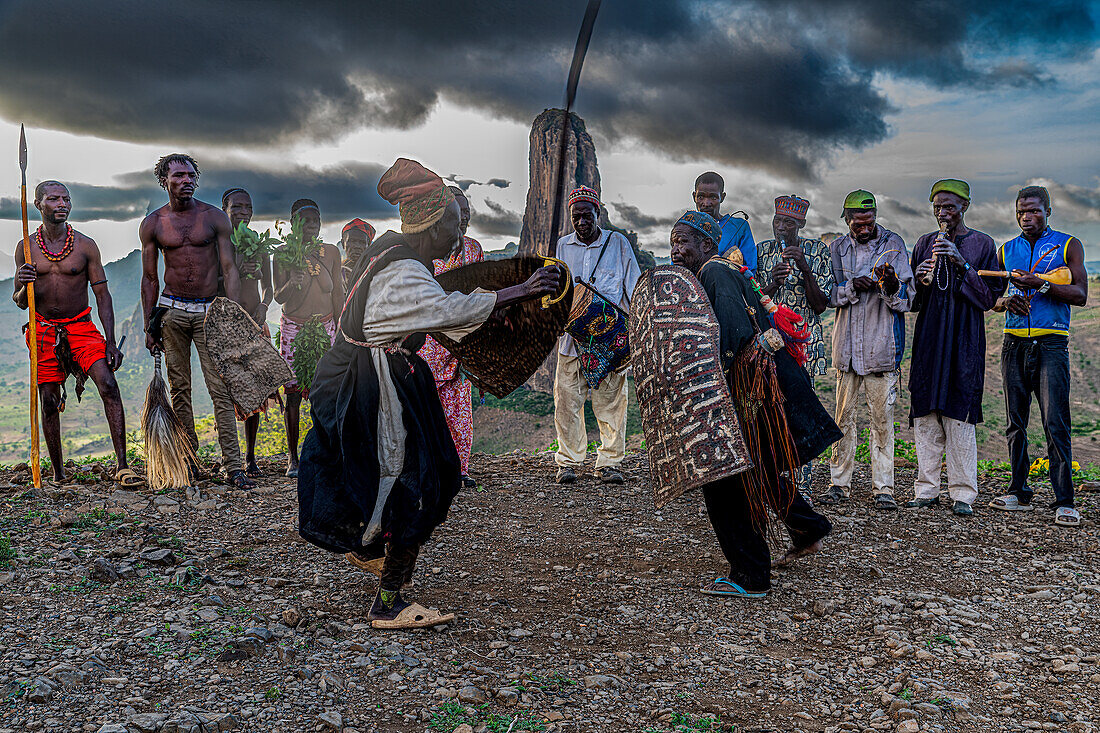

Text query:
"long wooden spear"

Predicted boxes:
[[19, 124, 42, 488]]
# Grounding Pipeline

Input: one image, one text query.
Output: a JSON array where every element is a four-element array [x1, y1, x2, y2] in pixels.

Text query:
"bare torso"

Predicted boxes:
[[147, 201, 226, 299], [274, 243, 343, 320], [14, 230, 98, 319], [235, 250, 271, 321]]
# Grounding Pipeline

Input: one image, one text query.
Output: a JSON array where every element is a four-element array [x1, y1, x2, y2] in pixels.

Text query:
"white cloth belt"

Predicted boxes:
[[158, 294, 213, 313]]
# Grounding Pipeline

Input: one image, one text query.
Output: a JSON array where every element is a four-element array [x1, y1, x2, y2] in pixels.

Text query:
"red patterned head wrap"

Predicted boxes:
[[377, 158, 455, 234], [341, 218, 376, 243]]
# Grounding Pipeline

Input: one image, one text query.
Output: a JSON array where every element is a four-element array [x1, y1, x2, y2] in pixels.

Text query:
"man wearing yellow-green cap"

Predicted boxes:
[[906, 179, 1003, 516], [823, 190, 914, 510]]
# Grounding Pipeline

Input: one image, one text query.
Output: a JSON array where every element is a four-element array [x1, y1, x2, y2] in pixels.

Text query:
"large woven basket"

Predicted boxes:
[[432, 257, 573, 397], [204, 298, 293, 414]]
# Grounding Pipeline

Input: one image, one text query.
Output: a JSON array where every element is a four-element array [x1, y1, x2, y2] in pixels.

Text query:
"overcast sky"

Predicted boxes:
[[0, 0, 1097, 277]]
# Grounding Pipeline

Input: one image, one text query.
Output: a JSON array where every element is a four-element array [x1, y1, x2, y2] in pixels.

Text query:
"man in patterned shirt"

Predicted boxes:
[[757, 195, 834, 494]]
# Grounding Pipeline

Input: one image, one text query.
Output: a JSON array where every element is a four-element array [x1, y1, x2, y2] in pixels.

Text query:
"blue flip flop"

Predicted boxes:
[[700, 578, 767, 598]]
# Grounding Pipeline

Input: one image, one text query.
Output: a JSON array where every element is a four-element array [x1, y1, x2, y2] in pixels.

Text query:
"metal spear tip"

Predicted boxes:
[[19, 123, 27, 170]]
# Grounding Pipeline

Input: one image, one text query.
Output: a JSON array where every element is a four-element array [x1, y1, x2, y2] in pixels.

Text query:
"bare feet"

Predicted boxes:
[[773, 539, 823, 569]]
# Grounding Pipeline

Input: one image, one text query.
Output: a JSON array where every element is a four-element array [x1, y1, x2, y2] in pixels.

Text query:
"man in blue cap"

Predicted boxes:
[[669, 210, 839, 597]]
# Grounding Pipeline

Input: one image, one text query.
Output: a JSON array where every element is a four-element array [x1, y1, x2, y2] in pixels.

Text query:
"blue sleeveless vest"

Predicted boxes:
[[999, 228, 1074, 337]]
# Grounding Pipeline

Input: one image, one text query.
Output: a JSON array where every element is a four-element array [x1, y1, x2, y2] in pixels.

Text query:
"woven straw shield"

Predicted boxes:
[[629, 266, 753, 507], [204, 298, 293, 414], [433, 257, 573, 398]]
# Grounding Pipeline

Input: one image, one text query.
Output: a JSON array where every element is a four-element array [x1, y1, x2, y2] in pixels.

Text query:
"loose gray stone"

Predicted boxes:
[[317, 710, 343, 730], [88, 557, 120, 583], [140, 548, 176, 565], [457, 684, 487, 703]]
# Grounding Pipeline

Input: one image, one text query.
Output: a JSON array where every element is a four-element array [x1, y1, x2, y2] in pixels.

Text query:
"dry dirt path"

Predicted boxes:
[[0, 453, 1097, 732]]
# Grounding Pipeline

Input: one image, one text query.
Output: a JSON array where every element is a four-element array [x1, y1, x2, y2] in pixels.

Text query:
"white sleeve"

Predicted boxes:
[[361, 259, 496, 345]]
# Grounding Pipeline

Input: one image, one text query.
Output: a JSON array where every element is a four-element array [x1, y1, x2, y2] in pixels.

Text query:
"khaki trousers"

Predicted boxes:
[[912, 412, 978, 504], [553, 354, 627, 469], [829, 369, 896, 494], [161, 308, 243, 474]]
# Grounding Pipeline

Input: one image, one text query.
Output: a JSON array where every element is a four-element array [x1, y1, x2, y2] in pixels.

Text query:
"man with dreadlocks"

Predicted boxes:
[[297, 158, 561, 629], [273, 198, 343, 477], [669, 211, 839, 598], [14, 181, 138, 486], [140, 154, 253, 489]]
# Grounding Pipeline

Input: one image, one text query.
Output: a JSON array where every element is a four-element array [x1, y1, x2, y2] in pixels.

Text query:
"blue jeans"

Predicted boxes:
[[1001, 334, 1073, 508]]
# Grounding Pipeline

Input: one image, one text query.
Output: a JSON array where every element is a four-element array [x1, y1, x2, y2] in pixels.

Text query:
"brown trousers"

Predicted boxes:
[[161, 307, 243, 474]]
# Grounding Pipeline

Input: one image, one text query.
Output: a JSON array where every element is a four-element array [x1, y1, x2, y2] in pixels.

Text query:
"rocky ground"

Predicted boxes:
[[0, 452, 1098, 733]]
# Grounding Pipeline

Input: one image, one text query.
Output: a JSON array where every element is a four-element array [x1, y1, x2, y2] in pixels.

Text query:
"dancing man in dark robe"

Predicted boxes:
[[669, 212, 841, 597], [297, 158, 561, 629]]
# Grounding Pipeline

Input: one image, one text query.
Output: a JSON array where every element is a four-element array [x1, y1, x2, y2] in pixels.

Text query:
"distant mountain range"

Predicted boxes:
[[0, 248, 1096, 463]]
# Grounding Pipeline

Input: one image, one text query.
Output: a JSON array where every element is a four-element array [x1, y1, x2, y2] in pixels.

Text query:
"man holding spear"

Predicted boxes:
[[16, 125, 41, 488], [13, 179, 138, 485]]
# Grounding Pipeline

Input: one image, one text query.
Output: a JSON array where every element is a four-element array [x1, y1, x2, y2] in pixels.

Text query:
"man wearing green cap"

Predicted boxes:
[[823, 190, 914, 510], [906, 180, 1003, 516]]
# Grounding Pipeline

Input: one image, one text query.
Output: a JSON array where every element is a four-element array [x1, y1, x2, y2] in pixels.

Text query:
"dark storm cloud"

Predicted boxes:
[[880, 197, 925, 220], [448, 177, 511, 192], [0, 0, 1094, 177], [1030, 179, 1100, 222], [0, 182, 151, 222], [471, 199, 523, 237], [607, 201, 680, 232], [0, 161, 394, 223]]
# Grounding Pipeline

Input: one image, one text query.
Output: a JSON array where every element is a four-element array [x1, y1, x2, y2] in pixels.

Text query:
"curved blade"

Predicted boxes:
[[564, 0, 602, 110], [547, 0, 602, 258]]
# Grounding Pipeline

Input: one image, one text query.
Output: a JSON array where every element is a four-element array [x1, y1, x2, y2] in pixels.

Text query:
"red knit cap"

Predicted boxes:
[[568, 185, 601, 211]]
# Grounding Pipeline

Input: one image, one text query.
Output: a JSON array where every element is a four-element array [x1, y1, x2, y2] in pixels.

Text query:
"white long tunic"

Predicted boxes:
[[357, 258, 496, 544]]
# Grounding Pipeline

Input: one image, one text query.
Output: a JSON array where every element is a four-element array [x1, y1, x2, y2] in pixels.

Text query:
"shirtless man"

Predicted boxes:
[[273, 199, 343, 477], [222, 187, 274, 477], [13, 181, 138, 485], [139, 154, 255, 489]]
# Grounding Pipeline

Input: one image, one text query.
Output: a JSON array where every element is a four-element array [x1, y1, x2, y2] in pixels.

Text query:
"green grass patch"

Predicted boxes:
[[0, 533, 14, 567], [427, 701, 546, 732], [72, 507, 126, 530], [644, 711, 724, 732]]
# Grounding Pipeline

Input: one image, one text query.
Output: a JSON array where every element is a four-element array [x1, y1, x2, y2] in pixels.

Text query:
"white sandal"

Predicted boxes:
[[989, 495, 1034, 512], [1054, 507, 1081, 527]]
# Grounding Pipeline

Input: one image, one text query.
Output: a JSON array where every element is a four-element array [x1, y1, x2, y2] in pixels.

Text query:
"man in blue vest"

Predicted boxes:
[[988, 185, 1088, 526], [691, 171, 756, 270]]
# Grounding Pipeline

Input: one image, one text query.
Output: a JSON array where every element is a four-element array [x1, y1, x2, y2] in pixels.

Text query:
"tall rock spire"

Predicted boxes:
[[519, 109, 603, 256]]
